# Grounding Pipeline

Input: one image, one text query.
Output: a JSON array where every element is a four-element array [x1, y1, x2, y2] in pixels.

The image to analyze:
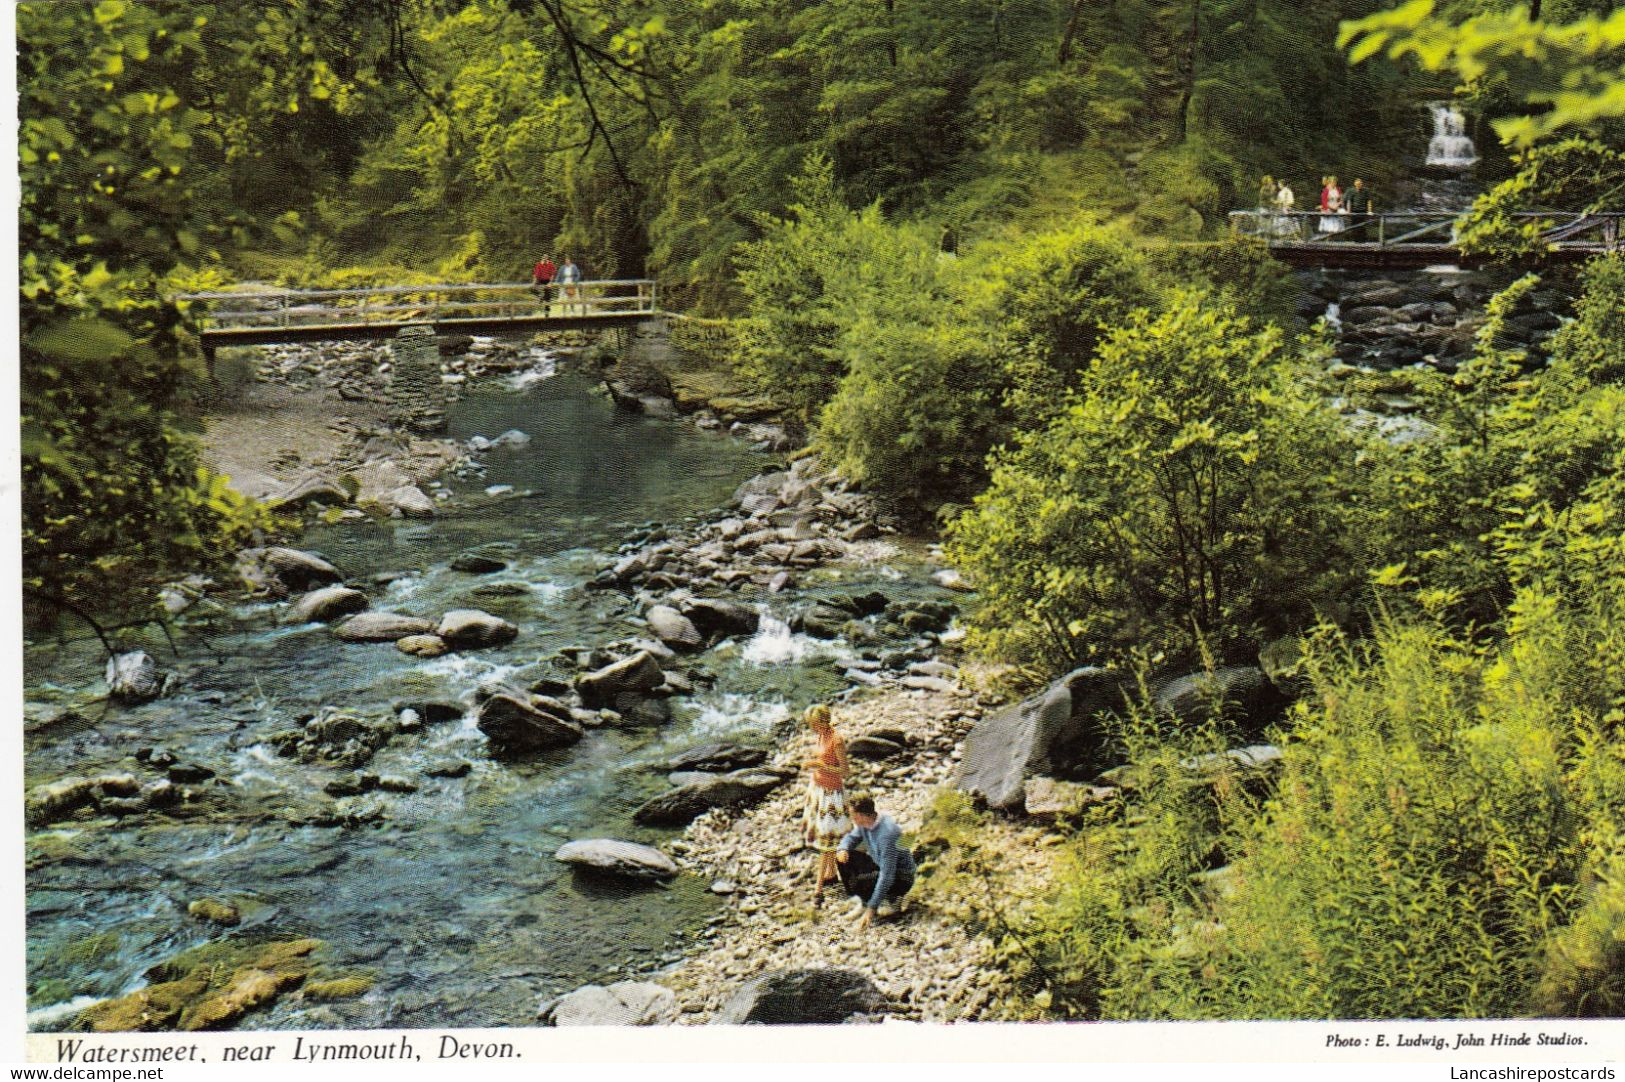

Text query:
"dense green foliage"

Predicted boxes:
[[1342, 0, 1625, 146], [16, 0, 1439, 616], [291, 0, 1427, 295], [18, 1, 298, 616], [948, 299, 1364, 672], [922, 254, 1625, 1020]]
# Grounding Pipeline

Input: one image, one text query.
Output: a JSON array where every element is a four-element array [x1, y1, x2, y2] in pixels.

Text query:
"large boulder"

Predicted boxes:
[[645, 605, 703, 652], [333, 612, 436, 642], [106, 651, 166, 703], [266, 473, 351, 512], [712, 969, 884, 1025], [632, 768, 786, 826], [436, 609, 519, 650], [1153, 667, 1285, 731], [577, 651, 664, 708], [954, 667, 1129, 812], [287, 586, 369, 625], [682, 598, 760, 640], [553, 839, 679, 881], [541, 982, 680, 1026], [665, 743, 768, 773], [236, 546, 343, 596], [478, 694, 584, 755]]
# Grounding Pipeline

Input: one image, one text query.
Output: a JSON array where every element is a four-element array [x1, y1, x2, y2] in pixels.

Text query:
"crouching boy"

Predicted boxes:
[[835, 795, 916, 927]]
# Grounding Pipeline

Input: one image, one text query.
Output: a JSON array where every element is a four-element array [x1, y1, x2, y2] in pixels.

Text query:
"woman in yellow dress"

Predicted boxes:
[[800, 704, 849, 905]]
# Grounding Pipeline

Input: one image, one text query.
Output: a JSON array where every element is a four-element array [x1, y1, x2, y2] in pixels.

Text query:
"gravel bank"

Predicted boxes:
[[659, 681, 1057, 1023]]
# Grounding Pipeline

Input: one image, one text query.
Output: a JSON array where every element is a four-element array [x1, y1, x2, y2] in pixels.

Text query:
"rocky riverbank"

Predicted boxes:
[[653, 678, 1054, 1023], [199, 339, 475, 517]]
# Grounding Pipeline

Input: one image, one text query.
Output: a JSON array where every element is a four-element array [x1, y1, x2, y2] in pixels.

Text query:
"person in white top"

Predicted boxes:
[[1274, 181, 1297, 238]]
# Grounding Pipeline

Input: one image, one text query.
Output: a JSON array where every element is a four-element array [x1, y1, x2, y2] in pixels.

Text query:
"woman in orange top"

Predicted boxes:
[[801, 704, 849, 904]]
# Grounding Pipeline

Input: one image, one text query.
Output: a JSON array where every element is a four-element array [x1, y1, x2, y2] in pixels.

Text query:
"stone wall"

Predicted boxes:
[[389, 325, 446, 433]]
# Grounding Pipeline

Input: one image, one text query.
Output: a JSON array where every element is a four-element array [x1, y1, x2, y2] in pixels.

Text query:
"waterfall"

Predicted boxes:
[[1426, 103, 1478, 168]]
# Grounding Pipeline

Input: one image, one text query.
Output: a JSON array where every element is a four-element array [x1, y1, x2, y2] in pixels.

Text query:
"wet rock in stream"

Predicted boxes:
[[632, 769, 788, 827], [554, 839, 679, 882], [69, 936, 369, 1032], [435, 609, 519, 650], [106, 652, 168, 703], [333, 611, 437, 642], [236, 547, 344, 597], [286, 586, 369, 625], [268, 708, 395, 769], [477, 694, 585, 755]]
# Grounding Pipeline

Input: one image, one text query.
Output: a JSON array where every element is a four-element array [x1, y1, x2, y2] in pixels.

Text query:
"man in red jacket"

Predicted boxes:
[[531, 255, 557, 308]]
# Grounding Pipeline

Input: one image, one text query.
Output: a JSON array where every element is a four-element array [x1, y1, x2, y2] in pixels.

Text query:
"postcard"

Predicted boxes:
[[13, 0, 1625, 1071]]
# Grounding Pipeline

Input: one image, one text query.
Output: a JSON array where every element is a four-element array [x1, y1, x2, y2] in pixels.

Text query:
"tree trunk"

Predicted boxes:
[[1174, 0, 1201, 144], [1057, 0, 1087, 66], [885, 0, 898, 67]]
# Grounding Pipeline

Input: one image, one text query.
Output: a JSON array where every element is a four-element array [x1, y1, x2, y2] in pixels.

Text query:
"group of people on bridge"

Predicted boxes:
[[1258, 174, 1378, 240], [530, 253, 584, 311]]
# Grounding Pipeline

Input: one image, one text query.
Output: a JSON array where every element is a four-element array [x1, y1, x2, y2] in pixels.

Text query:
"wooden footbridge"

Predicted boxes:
[[1229, 210, 1622, 269], [175, 279, 662, 360]]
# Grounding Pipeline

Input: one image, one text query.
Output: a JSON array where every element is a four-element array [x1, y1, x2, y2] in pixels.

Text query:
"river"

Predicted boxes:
[[24, 355, 956, 1030]]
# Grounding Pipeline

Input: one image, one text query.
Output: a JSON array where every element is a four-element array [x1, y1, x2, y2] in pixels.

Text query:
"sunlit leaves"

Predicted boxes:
[[1341, 1, 1625, 146]]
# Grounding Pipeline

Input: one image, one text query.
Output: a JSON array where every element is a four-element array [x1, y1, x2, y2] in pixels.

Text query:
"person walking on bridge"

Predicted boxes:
[[531, 254, 557, 311], [557, 257, 582, 314], [1273, 179, 1297, 239]]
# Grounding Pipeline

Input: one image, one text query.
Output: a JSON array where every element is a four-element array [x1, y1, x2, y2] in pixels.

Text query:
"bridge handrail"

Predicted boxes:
[[174, 278, 655, 303], [1228, 209, 1622, 250], [205, 295, 657, 324], [176, 277, 661, 333], [1227, 209, 1622, 227]]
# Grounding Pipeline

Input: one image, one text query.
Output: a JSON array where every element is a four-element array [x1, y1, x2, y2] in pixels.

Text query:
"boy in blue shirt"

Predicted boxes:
[[835, 795, 916, 927]]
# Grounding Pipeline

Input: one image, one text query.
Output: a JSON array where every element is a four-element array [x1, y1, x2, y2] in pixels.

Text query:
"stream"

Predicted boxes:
[[24, 358, 959, 1030]]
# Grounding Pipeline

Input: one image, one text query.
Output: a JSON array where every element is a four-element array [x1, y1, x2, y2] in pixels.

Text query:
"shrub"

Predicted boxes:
[[734, 154, 904, 427], [948, 294, 1368, 674], [988, 219, 1160, 432], [1367, 259, 1625, 627], [818, 289, 1007, 512]]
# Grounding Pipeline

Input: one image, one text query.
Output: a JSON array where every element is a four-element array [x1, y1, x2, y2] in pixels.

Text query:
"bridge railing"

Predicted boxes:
[[173, 279, 660, 331], [1229, 210, 1623, 250]]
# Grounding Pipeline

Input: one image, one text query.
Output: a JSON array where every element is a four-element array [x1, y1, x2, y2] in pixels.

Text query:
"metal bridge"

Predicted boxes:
[[1228, 210, 1623, 269], [176, 279, 662, 357]]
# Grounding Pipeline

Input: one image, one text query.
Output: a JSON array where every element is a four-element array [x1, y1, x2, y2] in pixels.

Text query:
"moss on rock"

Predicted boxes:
[[187, 898, 242, 925], [76, 937, 322, 1032], [303, 975, 374, 1001]]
